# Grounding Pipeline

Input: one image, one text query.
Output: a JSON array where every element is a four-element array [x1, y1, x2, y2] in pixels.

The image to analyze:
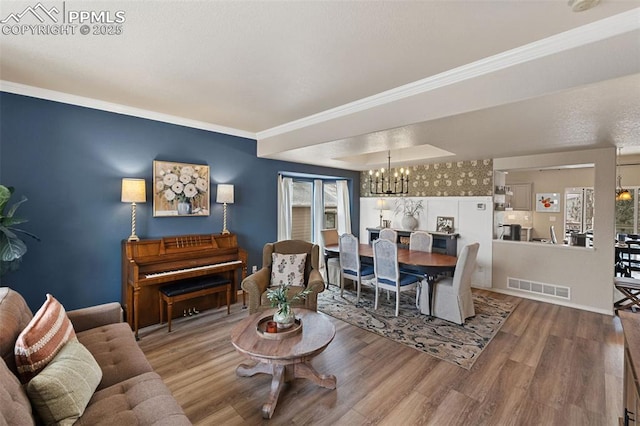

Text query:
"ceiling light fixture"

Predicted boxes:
[[567, 0, 600, 12], [616, 148, 632, 201], [368, 151, 409, 195]]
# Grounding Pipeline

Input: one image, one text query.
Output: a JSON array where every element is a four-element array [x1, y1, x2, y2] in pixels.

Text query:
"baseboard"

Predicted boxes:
[[486, 287, 614, 316]]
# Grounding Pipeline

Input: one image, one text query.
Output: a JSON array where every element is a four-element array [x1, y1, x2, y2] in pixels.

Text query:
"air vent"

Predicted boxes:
[[507, 277, 570, 300]]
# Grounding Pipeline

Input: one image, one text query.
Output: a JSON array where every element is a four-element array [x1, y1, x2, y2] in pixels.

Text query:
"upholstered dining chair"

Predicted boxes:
[[372, 238, 420, 317], [241, 240, 325, 314], [339, 233, 375, 302], [378, 228, 397, 243], [409, 231, 433, 252], [431, 242, 480, 324], [321, 229, 341, 287]]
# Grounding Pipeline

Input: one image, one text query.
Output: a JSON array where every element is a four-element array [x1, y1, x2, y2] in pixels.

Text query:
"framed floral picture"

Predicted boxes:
[[153, 160, 210, 217], [536, 192, 560, 212]]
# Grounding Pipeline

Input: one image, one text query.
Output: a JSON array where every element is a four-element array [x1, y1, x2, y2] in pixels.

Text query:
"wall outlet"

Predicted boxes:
[[252, 265, 257, 274], [549, 216, 556, 222]]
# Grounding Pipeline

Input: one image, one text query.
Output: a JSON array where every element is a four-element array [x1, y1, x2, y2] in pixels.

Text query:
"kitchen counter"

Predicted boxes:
[[493, 238, 595, 250]]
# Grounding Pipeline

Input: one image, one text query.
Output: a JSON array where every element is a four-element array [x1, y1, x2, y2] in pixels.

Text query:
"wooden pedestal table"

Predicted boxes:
[[230, 308, 336, 419]]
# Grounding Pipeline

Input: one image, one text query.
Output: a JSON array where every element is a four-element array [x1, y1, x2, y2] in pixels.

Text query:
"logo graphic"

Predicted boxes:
[[1, 2, 126, 36], [0, 2, 59, 24]]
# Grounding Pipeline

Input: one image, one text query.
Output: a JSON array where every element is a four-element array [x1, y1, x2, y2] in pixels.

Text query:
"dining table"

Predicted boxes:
[[324, 243, 458, 317]]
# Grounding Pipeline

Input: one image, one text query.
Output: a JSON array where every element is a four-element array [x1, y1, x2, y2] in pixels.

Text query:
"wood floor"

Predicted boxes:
[[137, 289, 624, 425]]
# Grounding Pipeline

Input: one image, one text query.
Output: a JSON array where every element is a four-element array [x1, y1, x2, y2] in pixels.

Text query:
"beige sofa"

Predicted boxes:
[[0, 287, 191, 425]]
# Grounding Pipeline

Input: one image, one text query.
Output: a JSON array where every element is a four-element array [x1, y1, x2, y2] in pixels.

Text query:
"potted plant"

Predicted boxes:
[[266, 284, 312, 329], [0, 185, 39, 275], [393, 198, 424, 231]]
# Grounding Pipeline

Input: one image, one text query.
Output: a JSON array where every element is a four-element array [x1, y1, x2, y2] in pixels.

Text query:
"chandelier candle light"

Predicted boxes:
[[369, 151, 409, 195], [216, 184, 234, 234], [121, 178, 146, 242]]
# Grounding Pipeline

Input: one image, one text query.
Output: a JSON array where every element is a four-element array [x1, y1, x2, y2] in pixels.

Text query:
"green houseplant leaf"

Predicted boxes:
[[0, 185, 39, 275]]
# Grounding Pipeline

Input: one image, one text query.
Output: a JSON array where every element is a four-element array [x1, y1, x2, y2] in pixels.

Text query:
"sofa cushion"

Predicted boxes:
[[75, 372, 191, 426], [0, 356, 34, 426], [26, 340, 102, 425], [271, 252, 307, 287], [76, 322, 153, 391], [0, 287, 34, 376], [15, 294, 76, 383]]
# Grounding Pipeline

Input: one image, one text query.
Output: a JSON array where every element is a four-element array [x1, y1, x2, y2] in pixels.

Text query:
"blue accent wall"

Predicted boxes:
[[0, 92, 360, 311]]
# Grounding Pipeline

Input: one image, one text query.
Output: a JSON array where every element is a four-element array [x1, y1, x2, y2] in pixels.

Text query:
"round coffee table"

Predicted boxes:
[[230, 308, 336, 419]]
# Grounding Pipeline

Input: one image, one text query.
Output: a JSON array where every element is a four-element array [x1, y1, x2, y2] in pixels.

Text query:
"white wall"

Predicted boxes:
[[359, 196, 493, 288], [493, 148, 616, 314]]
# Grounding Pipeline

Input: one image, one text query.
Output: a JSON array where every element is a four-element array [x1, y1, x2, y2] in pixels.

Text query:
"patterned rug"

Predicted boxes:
[[317, 284, 518, 370]]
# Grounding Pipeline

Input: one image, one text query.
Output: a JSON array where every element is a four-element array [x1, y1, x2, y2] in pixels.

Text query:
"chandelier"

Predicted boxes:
[[616, 148, 632, 201], [368, 151, 409, 195]]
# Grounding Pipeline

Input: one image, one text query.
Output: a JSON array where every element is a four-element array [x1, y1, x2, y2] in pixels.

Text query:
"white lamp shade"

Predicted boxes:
[[216, 184, 234, 204], [121, 178, 146, 203], [376, 199, 389, 210]]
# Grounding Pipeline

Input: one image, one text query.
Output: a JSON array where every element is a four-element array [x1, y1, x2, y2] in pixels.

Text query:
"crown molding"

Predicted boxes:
[[257, 8, 640, 140], [0, 80, 256, 140]]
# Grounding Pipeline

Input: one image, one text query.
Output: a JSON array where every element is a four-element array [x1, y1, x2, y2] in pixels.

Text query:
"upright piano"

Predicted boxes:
[[122, 233, 247, 338]]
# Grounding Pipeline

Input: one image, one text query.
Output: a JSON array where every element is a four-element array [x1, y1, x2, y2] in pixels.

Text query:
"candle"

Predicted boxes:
[[266, 321, 277, 333]]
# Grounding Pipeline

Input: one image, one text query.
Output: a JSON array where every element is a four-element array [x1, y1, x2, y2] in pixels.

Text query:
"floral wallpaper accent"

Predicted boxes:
[[361, 159, 493, 197]]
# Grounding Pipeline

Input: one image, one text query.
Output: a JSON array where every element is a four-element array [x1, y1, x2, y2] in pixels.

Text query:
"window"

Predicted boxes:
[[279, 173, 350, 243], [323, 182, 337, 230], [616, 187, 638, 235], [565, 188, 594, 234], [291, 181, 313, 241], [289, 180, 340, 243]]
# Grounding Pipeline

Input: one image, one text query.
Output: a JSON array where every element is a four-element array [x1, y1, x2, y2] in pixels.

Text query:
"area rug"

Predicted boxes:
[[317, 285, 518, 370]]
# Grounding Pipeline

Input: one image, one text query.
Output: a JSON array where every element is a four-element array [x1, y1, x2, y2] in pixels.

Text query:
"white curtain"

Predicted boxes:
[[336, 180, 351, 235], [313, 179, 325, 273], [277, 175, 293, 241], [313, 180, 324, 245]]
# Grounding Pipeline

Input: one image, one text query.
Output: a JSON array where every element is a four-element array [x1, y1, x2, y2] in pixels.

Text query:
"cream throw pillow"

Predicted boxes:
[[26, 340, 102, 425], [271, 253, 307, 287]]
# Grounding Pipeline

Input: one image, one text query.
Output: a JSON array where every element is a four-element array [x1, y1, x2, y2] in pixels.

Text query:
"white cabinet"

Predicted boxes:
[[507, 183, 532, 211]]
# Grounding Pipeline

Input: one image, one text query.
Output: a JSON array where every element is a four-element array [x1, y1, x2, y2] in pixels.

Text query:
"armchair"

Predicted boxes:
[[241, 240, 325, 314]]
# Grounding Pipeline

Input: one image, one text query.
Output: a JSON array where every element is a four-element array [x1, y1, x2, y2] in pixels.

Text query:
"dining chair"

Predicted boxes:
[[339, 233, 375, 302], [431, 242, 480, 324], [378, 228, 397, 243], [409, 231, 433, 252], [372, 238, 420, 317], [321, 229, 341, 287]]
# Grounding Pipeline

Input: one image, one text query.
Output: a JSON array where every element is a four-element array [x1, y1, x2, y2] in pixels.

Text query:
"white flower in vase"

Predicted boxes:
[[163, 189, 176, 201]]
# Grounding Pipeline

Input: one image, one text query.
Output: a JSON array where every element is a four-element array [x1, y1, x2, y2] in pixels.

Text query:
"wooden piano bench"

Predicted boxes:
[[159, 275, 232, 332], [615, 277, 640, 314]]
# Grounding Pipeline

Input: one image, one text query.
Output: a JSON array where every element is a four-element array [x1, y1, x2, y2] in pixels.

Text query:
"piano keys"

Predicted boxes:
[[122, 233, 247, 339], [144, 260, 243, 279]]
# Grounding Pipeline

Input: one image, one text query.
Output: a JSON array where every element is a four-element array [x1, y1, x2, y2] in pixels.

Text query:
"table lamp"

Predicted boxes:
[[376, 198, 390, 228], [121, 178, 146, 241], [216, 184, 234, 234]]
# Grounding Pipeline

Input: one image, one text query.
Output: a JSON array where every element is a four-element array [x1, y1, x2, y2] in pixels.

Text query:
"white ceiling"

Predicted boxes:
[[1, 1, 639, 171]]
